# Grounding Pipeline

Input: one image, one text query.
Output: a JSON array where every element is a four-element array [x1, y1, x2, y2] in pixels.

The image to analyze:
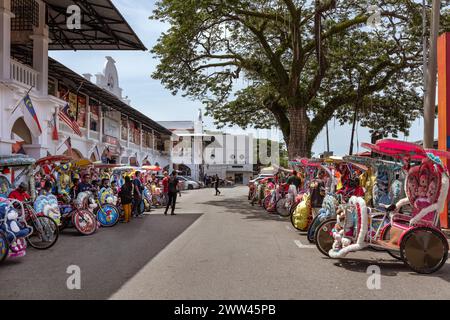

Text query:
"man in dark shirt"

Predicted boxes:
[[164, 171, 180, 215], [133, 171, 144, 217], [287, 171, 302, 189], [77, 174, 93, 195]]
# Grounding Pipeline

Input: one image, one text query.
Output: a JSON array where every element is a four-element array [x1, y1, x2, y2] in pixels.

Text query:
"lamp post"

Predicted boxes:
[[423, 0, 441, 148]]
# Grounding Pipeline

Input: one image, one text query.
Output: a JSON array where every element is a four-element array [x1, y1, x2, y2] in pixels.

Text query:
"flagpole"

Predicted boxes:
[[11, 85, 34, 115]]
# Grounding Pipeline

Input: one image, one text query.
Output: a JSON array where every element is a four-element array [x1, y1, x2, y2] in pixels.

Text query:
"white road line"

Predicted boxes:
[[294, 240, 316, 249]]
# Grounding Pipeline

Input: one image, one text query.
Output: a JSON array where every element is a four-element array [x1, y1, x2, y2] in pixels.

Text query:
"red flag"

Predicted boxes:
[[51, 112, 59, 141]]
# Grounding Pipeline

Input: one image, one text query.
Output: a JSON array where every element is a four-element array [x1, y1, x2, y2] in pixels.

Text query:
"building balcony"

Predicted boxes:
[[10, 58, 39, 88]]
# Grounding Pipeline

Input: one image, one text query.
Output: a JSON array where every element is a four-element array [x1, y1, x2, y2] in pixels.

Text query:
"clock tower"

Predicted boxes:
[[95, 56, 130, 105]]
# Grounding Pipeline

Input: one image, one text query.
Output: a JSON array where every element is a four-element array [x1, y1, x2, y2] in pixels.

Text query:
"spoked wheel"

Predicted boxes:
[[315, 218, 337, 257], [276, 198, 291, 217], [0, 231, 9, 263], [72, 210, 97, 236], [96, 204, 120, 227], [381, 225, 403, 260], [307, 215, 322, 243], [400, 227, 449, 274], [27, 216, 59, 250]]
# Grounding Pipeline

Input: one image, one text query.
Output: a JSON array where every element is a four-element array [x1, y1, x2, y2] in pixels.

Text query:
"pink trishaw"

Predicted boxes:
[[316, 139, 450, 274]]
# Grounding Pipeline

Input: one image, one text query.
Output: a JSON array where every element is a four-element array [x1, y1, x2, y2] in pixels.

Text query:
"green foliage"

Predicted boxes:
[[151, 0, 449, 156]]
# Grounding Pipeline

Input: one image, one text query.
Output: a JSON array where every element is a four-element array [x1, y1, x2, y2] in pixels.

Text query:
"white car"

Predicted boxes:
[[178, 176, 201, 190]]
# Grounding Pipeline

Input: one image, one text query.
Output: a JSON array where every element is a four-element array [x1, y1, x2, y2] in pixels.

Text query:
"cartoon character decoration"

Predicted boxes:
[[406, 159, 442, 223], [360, 167, 376, 207], [292, 194, 312, 230], [372, 165, 392, 208], [389, 171, 404, 207], [0, 199, 32, 258], [76, 192, 98, 212], [331, 207, 353, 251], [34, 195, 61, 226], [56, 163, 72, 196], [0, 176, 11, 199]]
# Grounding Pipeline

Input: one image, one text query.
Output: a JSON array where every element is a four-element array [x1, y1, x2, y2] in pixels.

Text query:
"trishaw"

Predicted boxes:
[[315, 139, 450, 274], [0, 155, 59, 261], [290, 158, 339, 232], [94, 163, 120, 227], [306, 157, 366, 243]]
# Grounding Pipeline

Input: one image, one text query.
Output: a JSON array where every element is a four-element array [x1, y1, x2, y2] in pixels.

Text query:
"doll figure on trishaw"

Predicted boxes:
[[315, 139, 450, 274]]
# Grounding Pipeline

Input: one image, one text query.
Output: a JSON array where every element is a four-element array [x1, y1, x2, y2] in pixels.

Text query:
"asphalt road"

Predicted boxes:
[[2, 186, 450, 299], [112, 186, 450, 300], [0, 194, 201, 300]]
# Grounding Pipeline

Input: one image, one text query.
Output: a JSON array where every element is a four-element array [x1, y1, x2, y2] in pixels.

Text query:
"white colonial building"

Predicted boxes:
[[0, 0, 172, 168], [159, 111, 255, 185]]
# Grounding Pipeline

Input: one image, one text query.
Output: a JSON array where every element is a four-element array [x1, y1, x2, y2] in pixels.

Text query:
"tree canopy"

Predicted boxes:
[[151, 0, 450, 157]]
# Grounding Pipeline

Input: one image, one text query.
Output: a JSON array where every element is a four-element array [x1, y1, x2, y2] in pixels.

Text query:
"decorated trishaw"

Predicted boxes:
[[94, 163, 120, 227], [305, 157, 366, 243], [0, 155, 60, 262], [315, 139, 450, 274]]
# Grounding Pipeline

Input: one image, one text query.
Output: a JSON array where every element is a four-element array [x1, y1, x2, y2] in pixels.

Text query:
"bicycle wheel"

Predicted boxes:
[[276, 198, 291, 217], [72, 210, 97, 236], [96, 204, 120, 227], [0, 231, 9, 263], [307, 215, 321, 243], [315, 218, 337, 257], [27, 216, 59, 250]]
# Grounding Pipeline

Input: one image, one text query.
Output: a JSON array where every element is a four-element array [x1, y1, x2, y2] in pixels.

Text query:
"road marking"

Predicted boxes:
[[294, 240, 315, 249]]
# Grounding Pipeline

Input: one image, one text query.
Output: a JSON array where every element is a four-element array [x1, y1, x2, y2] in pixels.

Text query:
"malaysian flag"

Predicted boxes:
[[58, 103, 82, 137], [22, 94, 42, 137]]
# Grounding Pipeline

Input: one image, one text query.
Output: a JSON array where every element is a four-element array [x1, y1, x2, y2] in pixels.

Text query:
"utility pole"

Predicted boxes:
[[423, 0, 441, 148], [326, 122, 330, 153]]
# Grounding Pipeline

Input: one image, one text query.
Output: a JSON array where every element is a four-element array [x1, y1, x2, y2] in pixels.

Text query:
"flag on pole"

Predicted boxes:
[[22, 94, 42, 137], [50, 111, 59, 141], [47, 151, 52, 157], [64, 137, 73, 155], [58, 104, 82, 137]]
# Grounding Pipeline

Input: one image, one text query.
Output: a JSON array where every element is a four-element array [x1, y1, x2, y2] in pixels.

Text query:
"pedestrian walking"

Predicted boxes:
[[164, 171, 180, 215], [214, 174, 221, 196], [161, 171, 169, 205], [132, 171, 144, 217], [119, 176, 133, 223]]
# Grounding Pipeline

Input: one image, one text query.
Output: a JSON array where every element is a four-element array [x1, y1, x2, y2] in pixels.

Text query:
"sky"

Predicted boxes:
[[49, 0, 437, 157]]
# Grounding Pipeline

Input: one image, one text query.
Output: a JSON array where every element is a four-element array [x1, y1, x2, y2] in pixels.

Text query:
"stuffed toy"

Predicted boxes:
[[0, 202, 31, 258]]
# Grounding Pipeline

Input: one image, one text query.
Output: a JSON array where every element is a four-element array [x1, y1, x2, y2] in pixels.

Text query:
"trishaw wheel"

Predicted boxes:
[[73, 210, 97, 236], [307, 215, 321, 243], [276, 198, 290, 217], [0, 231, 9, 263], [96, 204, 120, 228], [315, 218, 337, 257], [400, 227, 449, 274], [27, 216, 59, 250], [290, 202, 299, 215], [381, 225, 403, 260]]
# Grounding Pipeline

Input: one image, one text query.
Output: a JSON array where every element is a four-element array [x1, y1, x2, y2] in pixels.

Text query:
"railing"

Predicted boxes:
[[10, 59, 38, 88]]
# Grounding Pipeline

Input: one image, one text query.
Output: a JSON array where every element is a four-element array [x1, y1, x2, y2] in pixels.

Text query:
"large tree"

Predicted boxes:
[[151, 0, 446, 158]]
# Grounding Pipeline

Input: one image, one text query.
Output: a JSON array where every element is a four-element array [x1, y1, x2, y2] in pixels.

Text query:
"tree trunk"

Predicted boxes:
[[288, 107, 311, 159]]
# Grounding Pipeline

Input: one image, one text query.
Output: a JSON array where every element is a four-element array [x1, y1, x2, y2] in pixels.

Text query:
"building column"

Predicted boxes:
[[30, 0, 50, 96], [0, 0, 13, 81]]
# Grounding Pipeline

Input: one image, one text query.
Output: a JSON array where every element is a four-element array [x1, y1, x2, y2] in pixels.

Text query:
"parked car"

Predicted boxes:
[[178, 176, 201, 190]]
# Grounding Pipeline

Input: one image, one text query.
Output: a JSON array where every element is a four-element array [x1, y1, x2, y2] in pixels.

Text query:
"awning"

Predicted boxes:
[[48, 57, 173, 137], [43, 0, 146, 50]]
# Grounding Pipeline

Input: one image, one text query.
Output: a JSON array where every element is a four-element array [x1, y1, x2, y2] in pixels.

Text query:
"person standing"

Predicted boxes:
[[214, 174, 221, 196], [164, 171, 180, 215], [132, 171, 144, 217], [119, 176, 133, 223], [161, 171, 170, 204]]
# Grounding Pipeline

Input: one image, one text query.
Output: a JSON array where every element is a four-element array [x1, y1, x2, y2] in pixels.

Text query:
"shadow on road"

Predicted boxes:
[[198, 196, 290, 223], [330, 257, 450, 282]]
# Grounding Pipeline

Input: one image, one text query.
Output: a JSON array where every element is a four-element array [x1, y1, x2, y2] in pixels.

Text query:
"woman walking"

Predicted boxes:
[[164, 171, 180, 215], [119, 176, 133, 223]]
